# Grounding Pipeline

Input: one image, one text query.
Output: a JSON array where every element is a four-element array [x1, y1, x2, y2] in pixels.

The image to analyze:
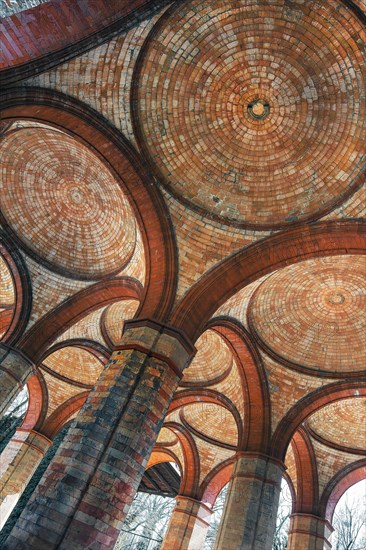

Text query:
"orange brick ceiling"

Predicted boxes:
[[0, 0, 365, 516]]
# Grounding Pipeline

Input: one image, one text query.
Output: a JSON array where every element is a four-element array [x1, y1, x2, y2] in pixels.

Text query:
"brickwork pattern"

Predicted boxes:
[[249, 256, 366, 374], [214, 454, 284, 550], [161, 496, 213, 550], [4, 324, 193, 549], [307, 398, 366, 452], [287, 514, 333, 550], [135, 0, 365, 228], [0, 429, 51, 530], [0, 345, 33, 419], [42, 347, 105, 387], [0, 127, 136, 279], [0, 253, 15, 339]]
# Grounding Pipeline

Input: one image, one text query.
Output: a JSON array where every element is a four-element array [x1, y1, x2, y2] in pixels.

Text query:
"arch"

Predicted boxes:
[[271, 382, 366, 460], [320, 460, 366, 523], [18, 277, 142, 362], [41, 339, 110, 367], [291, 427, 319, 514], [208, 318, 271, 452], [171, 220, 366, 341], [0, 87, 178, 328], [164, 422, 200, 497], [40, 392, 89, 439], [0, 230, 32, 346], [147, 450, 182, 474], [21, 373, 46, 430], [200, 457, 235, 507], [169, 388, 242, 449], [0, 0, 172, 85]]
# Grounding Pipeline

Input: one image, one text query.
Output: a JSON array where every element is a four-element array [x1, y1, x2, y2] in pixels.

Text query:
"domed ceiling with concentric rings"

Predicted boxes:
[[134, 0, 365, 228], [307, 398, 366, 453], [0, 253, 15, 339], [248, 255, 366, 374], [0, 127, 136, 279]]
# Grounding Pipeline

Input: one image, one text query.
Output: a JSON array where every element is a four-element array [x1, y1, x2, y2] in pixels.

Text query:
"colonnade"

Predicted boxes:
[[0, 319, 340, 549]]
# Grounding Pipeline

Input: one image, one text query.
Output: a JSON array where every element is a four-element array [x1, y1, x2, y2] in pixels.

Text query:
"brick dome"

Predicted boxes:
[[0, 127, 136, 279], [248, 256, 366, 374], [307, 398, 366, 452], [0, 253, 15, 339], [134, 0, 365, 228]]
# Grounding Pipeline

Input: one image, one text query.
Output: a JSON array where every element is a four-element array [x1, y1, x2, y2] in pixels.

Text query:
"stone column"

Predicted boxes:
[[0, 428, 52, 529], [0, 344, 34, 419], [161, 495, 213, 550], [287, 513, 334, 550], [4, 319, 194, 550], [214, 452, 285, 550]]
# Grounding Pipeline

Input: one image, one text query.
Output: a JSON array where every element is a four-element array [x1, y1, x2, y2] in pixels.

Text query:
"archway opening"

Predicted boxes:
[[331, 480, 366, 550]]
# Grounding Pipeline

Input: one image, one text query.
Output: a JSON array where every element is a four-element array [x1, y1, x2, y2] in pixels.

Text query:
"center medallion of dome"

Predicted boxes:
[[70, 187, 84, 205], [247, 99, 270, 120], [327, 292, 346, 305]]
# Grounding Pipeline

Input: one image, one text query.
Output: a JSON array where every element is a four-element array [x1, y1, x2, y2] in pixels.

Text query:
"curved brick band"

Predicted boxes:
[[4, 320, 195, 549], [0, 344, 34, 420], [214, 453, 285, 550]]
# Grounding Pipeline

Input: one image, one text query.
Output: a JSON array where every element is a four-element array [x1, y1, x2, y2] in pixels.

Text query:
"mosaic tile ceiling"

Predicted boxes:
[[135, 0, 365, 228]]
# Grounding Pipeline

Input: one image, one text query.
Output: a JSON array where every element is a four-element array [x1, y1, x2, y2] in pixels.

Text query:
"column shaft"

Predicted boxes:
[[0, 344, 34, 419], [0, 429, 51, 529], [161, 495, 212, 550], [214, 453, 284, 550], [4, 321, 194, 550], [287, 513, 333, 550]]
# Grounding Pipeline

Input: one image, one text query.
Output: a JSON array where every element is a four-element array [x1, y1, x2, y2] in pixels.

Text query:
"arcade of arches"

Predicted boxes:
[[0, 1, 365, 549]]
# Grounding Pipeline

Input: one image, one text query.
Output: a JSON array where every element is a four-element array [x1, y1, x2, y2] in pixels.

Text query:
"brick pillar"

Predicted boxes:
[[0, 344, 34, 419], [287, 513, 334, 550], [4, 319, 194, 550], [161, 495, 213, 550], [214, 453, 285, 550], [0, 428, 52, 529]]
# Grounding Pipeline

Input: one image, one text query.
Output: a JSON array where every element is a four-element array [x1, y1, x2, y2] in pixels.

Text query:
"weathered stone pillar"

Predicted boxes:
[[161, 495, 213, 550], [4, 319, 194, 550], [287, 513, 334, 550], [0, 344, 34, 419], [0, 428, 52, 529], [214, 452, 285, 550]]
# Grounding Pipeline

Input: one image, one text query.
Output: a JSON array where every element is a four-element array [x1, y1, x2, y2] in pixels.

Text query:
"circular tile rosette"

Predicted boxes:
[[0, 128, 136, 279], [248, 256, 366, 375], [134, 0, 365, 228]]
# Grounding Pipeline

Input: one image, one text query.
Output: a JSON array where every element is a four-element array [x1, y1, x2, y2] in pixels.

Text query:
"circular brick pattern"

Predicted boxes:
[[182, 329, 233, 384], [43, 346, 104, 387], [307, 398, 366, 452], [182, 403, 238, 447], [0, 253, 15, 338], [248, 256, 366, 373], [0, 128, 136, 279], [135, 0, 365, 227], [103, 299, 139, 346]]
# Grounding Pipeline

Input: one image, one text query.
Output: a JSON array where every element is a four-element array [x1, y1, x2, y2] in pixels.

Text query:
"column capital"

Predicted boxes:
[[289, 512, 334, 533], [234, 451, 286, 471], [0, 342, 35, 384], [287, 513, 334, 550], [116, 318, 196, 376], [12, 428, 52, 456]]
